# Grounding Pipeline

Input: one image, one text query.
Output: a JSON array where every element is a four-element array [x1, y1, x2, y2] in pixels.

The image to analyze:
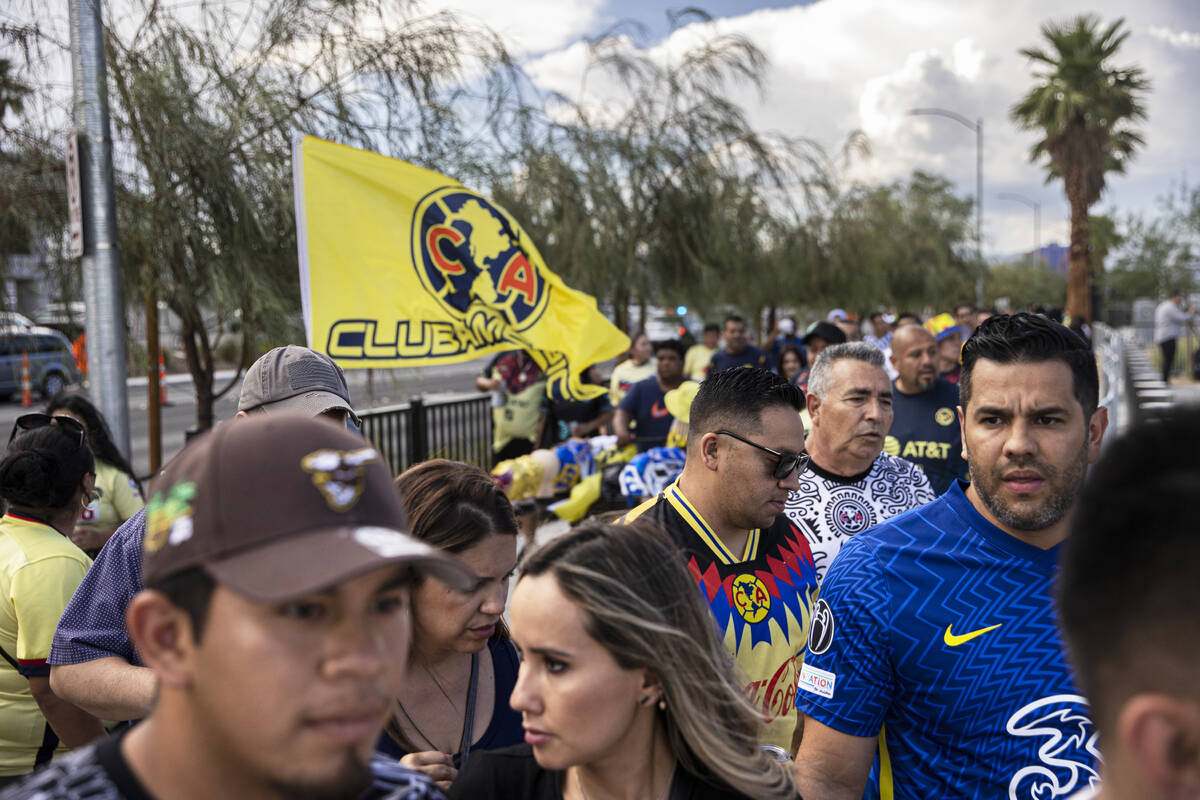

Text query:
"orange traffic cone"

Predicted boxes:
[[20, 352, 32, 407], [158, 351, 169, 406]]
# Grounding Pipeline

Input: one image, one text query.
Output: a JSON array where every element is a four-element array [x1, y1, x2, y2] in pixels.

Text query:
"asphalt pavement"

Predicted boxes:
[[0, 356, 493, 478]]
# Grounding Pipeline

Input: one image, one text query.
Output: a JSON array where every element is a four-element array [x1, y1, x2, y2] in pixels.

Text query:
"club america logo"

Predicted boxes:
[[411, 188, 551, 333], [825, 491, 875, 536]]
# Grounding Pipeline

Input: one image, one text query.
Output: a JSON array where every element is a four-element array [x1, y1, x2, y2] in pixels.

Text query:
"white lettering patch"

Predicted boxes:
[[798, 663, 837, 700]]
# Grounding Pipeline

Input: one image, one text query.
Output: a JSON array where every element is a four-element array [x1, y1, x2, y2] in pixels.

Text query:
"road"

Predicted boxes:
[[0, 356, 493, 478]]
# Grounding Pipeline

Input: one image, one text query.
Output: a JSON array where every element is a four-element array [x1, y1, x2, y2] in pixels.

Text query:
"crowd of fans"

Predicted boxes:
[[0, 307, 1193, 800]]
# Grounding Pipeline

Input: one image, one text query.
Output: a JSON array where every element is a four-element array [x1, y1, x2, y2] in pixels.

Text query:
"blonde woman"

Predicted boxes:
[[450, 522, 797, 800]]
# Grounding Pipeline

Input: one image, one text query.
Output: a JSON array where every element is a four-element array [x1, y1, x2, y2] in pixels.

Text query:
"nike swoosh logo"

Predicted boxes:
[[943, 623, 1002, 647], [651, 402, 670, 418]]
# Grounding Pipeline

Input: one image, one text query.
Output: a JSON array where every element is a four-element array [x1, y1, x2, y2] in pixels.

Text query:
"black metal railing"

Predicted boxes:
[[359, 394, 493, 475]]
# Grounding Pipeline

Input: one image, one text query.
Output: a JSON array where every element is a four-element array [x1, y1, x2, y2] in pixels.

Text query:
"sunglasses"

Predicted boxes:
[[8, 413, 87, 449], [715, 429, 810, 480]]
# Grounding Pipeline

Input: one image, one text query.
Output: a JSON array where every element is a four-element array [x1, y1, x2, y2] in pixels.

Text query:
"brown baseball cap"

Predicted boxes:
[[142, 413, 473, 602], [238, 345, 358, 424]]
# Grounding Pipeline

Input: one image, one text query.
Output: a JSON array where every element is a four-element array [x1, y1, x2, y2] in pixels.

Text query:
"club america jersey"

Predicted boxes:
[[795, 481, 1099, 800], [624, 480, 820, 749], [784, 453, 936, 583]]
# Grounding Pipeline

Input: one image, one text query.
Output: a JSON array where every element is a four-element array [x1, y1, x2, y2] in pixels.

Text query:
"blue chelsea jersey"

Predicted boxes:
[[796, 482, 1100, 800]]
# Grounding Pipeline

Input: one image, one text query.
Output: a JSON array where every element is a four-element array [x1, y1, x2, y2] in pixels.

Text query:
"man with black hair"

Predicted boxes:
[[885, 324, 967, 494], [2, 415, 472, 800], [794, 312, 1107, 799], [48, 346, 361, 724], [614, 340, 689, 452], [1057, 408, 1200, 800], [708, 315, 774, 374], [621, 368, 818, 750]]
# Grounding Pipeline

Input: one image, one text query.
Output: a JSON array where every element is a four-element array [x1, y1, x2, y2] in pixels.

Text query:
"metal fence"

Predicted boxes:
[[358, 394, 493, 475]]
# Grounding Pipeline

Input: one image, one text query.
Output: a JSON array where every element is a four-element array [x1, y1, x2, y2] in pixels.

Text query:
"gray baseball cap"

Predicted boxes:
[[238, 346, 359, 424]]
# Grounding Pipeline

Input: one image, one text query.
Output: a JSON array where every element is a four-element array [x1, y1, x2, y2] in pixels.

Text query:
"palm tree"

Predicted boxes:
[[1010, 15, 1149, 322]]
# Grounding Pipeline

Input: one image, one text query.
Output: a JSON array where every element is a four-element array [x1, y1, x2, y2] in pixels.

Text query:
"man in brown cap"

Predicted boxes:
[[48, 346, 360, 723], [4, 415, 470, 800]]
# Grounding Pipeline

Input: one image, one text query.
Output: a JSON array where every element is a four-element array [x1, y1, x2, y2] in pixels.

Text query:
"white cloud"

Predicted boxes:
[[1147, 25, 1200, 49], [419, 0, 607, 56], [523, 0, 1200, 256]]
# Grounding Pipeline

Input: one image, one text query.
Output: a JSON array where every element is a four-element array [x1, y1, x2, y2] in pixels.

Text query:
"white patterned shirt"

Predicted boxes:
[[784, 452, 936, 582]]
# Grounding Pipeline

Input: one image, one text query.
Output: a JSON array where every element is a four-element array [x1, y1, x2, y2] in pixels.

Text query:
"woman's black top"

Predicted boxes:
[[376, 636, 523, 764], [448, 744, 769, 800]]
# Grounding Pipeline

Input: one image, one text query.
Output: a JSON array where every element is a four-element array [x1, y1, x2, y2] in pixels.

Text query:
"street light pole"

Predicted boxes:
[[908, 108, 984, 308], [996, 192, 1041, 254]]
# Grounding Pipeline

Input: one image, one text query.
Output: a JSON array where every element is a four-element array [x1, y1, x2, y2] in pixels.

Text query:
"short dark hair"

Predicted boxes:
[[722, 315, 745, 328], [655, 339, 686, 360], [954, 301, 974, 314], [689, 368, 803, 447], [148, 566, 217, 642], [959, 312, 1098, 417], [868, 311, 884, 323], [0, 426, 95, 510], [703, 323, 720, 335], [1058, 408, 1200, 729], [896, 312, 922, 326]]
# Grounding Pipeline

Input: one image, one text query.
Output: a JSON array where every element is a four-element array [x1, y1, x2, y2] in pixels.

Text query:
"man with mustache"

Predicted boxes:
[[793, 313, 1107, 799], [2, 415, 473, 799], [884, 323, 967, 495], [620, 368, 818, 751], [783, 343, 934, 586]]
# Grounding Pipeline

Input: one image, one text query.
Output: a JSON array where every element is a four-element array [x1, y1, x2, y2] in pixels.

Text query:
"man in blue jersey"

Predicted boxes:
[[1056, 408, 1200, 800], [793, 312, 1108, 800], [884, 323, 967, 494], [709, 315, 774, 374], [614, 340, 688, 451]]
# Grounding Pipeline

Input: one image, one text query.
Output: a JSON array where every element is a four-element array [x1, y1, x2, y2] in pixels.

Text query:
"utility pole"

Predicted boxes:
[[69, 0, 130, 458]]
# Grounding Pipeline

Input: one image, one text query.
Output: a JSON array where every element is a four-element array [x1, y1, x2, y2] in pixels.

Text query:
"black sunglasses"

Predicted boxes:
[[715, 429, 810, 480], [8, 413, 87, 449]]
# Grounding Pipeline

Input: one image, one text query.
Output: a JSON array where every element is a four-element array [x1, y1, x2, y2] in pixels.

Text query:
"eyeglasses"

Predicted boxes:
[[714, 429, 809, 480], [8, 413, 87, 449]]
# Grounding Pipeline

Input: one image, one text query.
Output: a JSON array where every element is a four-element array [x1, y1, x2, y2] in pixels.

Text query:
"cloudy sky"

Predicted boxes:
[[425, 0, 1200, 258]]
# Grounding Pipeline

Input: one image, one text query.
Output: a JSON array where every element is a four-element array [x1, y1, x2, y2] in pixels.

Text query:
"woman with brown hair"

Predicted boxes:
[[378, 459, 524, 790], [451, 522, 798, 800]]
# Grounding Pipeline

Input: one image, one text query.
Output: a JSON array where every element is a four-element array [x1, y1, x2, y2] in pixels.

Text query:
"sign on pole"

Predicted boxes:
[[65, 131, 83, 258]]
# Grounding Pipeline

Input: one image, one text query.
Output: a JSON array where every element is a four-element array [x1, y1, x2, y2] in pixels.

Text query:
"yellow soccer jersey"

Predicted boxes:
[[77, 460, 144, 530], [623, 482, 820, 749], [0, 513, 91, 774]]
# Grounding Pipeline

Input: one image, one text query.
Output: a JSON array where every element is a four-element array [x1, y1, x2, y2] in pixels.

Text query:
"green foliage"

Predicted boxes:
[[87, 0, 520, 426], [1103, 186, 1198, 306], [984, 259, 1066, 310], [812, 171, 975, 310], [1010, 14, 1150, 320]]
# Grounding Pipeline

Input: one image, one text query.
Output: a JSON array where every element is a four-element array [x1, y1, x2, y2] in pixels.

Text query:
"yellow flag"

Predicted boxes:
[[293, 135, 630, 399]]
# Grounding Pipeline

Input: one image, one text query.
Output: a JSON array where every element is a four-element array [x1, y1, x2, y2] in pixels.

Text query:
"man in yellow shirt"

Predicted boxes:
[[684, 324, 720, 380]]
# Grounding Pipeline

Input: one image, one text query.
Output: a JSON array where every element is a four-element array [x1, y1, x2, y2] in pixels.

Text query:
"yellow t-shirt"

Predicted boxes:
[[608, 359, 656, 407], [77, 461, 144, 530], [492, 379, 547, 452], [683, 344, 715, 380], [0, 514, 91, 774]]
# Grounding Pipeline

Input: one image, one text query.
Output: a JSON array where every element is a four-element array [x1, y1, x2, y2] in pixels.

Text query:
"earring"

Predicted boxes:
[[657, 698, 667, 711]]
